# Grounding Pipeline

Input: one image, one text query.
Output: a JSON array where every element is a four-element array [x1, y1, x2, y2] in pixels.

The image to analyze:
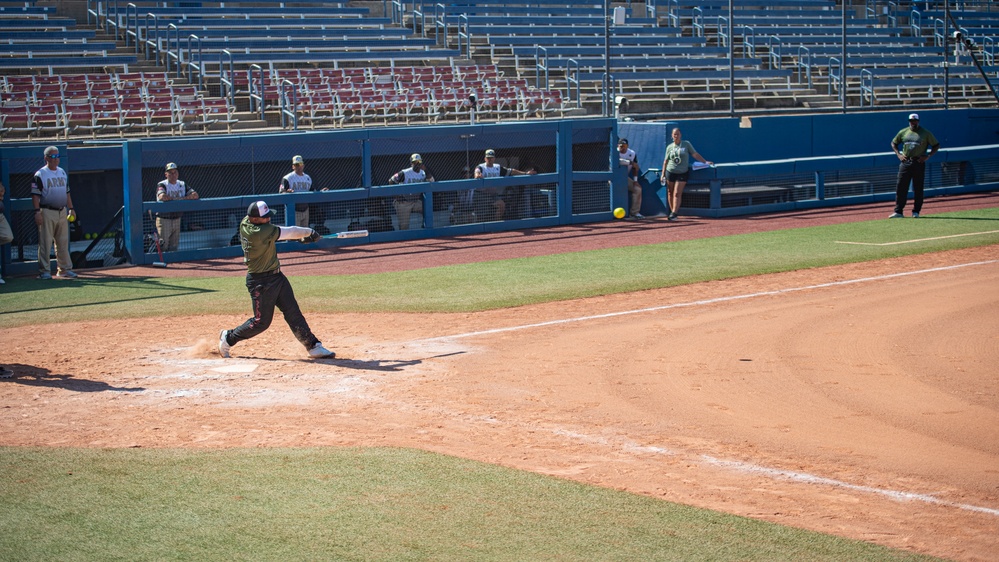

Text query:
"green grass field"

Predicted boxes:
[[3, 208, 995, 560]]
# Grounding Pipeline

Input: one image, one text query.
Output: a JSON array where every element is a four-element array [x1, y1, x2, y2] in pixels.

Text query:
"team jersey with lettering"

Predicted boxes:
[[281, 172, 313, 211], [390, 167, 429, 202], [31, 166, 70, 208]]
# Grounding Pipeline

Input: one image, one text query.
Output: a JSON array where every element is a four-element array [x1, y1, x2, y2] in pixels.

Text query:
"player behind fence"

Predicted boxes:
[[155, 162, 199, 252], [388, 153, 435, 230]]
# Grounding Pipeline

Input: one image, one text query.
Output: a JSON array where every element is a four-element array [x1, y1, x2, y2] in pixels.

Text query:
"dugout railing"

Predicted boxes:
[[0, 118, 625, 273], [641, 144, 999, 218]]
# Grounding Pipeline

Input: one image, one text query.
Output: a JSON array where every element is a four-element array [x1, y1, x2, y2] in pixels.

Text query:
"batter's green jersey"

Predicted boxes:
[[239, 217, 281, 274], [892, 126, 939, 158]]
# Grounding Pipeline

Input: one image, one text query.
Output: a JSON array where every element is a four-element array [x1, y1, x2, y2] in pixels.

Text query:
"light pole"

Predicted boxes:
[[604, 0, 611, 117]]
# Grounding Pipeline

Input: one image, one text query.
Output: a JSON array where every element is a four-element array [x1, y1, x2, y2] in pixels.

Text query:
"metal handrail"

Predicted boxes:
[[124, 3, 137, 48], [860, 68, 874, 107], [566, 58, 581, 104], [434, 3, 447, 46], [247, 62, 266, 120], [279, 79, 298, 130], [666, 0, 679, 28], [743, 25, 756, 58], [828, 56, 841, 96], [166, 22, 181, 77], [457, 14, 470, 58], [797, 45, 812, 88], [185, 34, 204, 90], [768, 35, 782, 70], [536, 45, 549, 90]]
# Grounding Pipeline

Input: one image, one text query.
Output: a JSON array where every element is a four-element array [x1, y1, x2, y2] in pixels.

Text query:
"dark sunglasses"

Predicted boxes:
[[46, 153, 60, 158]]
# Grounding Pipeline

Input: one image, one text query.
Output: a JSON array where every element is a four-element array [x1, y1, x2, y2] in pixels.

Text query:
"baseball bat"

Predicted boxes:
[[335, 230, 369, 239], [147, 210, 167, 267]]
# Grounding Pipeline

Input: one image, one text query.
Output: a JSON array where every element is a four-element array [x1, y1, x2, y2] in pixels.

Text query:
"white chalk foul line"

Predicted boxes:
[[423, 259, 999, 342], [416, 259, 999, 517], [835, 229, 999, 246], [702, 456, 999, 517], [545, 423, 999, 517]]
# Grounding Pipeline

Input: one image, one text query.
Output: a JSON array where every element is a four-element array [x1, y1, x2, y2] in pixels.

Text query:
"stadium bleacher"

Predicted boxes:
[[2, 0, 998, 141]]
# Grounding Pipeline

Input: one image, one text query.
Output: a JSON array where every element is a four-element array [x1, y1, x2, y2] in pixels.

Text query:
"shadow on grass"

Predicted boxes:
[[0, 276, 214, 315], [0, 363, 145, 393]]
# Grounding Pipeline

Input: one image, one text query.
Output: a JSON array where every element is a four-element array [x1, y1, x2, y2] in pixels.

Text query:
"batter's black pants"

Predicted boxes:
[[229, 270, 319, 349], [894, 159, 926, 215]]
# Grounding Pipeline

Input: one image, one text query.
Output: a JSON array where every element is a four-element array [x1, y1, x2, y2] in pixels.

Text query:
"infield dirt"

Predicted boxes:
[[2, 195, 998, 561]]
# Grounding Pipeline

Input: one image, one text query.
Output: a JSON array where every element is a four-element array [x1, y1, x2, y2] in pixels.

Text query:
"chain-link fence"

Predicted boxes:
[[678, 154, 999, 211], [134, 127, 568, 257], [116, 120, 619, 264]]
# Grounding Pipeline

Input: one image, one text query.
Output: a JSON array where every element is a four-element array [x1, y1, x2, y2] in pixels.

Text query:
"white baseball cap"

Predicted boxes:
[[292, 155, 304, 164], [908, 113, 919, 121], [247, 201, 275, 218]]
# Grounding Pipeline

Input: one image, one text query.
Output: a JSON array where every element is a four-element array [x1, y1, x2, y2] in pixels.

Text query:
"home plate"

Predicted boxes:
[[211, 364, 259, 374]]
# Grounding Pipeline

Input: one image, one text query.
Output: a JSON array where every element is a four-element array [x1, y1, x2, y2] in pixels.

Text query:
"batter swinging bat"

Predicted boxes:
[[335, 230, 369, 239]]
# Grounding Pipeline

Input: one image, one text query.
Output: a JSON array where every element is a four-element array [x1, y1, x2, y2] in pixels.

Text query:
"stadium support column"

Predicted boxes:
[[728, 0, 734, 117], [604, 0, 611, 117], [944, 0, 950, 109], [841, 0, 846, 112]]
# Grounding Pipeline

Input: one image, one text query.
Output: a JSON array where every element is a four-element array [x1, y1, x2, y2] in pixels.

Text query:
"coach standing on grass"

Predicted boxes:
[[890, 113, 939, 219], [218, 201, 334, 360]]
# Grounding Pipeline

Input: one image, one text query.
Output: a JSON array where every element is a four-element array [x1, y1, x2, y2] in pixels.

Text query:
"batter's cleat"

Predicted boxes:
[[308, 342, 335, 358], [667, 213, 678, 221], [911, 212, 920, 218], [218, 330, 231, 358], [37, 272, 52, 280], [54, 270, 77, 279], [888, 212, 904, 218]]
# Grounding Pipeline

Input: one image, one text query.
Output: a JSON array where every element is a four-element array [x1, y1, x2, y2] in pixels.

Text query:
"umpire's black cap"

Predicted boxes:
[[247, 200, 275, 218]]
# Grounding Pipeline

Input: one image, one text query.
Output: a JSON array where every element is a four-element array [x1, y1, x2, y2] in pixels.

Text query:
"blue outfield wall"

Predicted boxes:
[[1, 118, 625, 275], [619, 108, 999, 172], [2, 109, 999, 277]]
